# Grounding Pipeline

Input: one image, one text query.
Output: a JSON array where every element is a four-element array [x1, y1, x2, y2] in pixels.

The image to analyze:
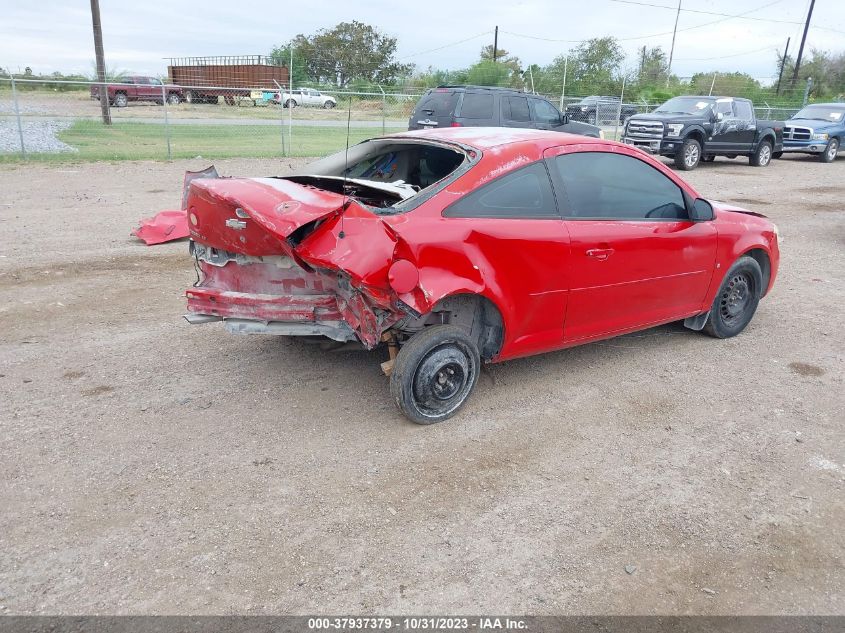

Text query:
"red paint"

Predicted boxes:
[[132, 210, 189, 245], [184, 127, 780, 360]]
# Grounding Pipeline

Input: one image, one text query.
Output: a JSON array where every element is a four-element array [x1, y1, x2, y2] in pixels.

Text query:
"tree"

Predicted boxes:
[[638, 46, 669, 85], [274, 21, 412, 88], [472, 45, 523, 88], [689, 71, 760, 96], [567, 37, 625, 92]]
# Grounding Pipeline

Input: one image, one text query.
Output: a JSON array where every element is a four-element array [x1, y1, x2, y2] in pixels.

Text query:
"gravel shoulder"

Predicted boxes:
[[0, 155, 843, 615]]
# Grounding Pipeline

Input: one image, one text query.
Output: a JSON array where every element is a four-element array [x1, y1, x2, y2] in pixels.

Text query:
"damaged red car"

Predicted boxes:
[[183, 127, 780, 424]]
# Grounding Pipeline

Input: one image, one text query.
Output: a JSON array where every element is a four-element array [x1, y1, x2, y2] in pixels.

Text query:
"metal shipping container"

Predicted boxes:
[[167, 55, 290, 105]]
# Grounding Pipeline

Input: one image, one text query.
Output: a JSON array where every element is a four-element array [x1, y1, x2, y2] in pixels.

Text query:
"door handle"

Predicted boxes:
[[586, 248, 614, 261]]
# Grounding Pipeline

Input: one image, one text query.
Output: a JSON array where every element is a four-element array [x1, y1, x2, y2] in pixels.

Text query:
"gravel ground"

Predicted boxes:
[[0, 154, 842, 615], [0, 119, 76, 154]]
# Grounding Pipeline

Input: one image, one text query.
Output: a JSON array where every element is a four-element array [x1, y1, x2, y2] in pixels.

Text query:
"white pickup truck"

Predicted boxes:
[[275, 88, 337, 109]]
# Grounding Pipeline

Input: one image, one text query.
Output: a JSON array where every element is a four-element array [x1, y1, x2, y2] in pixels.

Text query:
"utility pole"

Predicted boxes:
[[790, 0, 815, 86], [666, 0, 682, 84], [775, 37, 791, 95], [640, 46, 646, 79], [493, 26, 498, 63], [89, 0, 111, 125]]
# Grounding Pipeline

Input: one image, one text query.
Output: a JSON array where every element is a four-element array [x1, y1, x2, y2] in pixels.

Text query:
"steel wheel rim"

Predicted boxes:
[[685, 143, 699, 167], [719, 273, 754, 324], [759, 145, 771, 165], [827, 141, 838, 160], [412, 342, 474, 418]]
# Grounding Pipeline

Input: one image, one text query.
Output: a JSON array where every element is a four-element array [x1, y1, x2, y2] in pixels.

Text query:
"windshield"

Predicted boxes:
[[792, 105, 845, 122], [655, 97, 714, 115]]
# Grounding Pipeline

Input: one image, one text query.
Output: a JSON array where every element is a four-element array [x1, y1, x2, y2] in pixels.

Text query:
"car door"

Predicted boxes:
[[500, 95, 532, 129], [709, 99, 743, 152], [440, 161, 571, 359], [530, 97, 566, 131], [546, 144, 717, 343], [731, 99, 757, 153]]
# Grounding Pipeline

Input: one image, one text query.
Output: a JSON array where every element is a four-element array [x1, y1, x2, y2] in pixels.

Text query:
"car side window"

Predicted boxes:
[[444, 162, 558, 219], [502, 96, 531, 122], [459, 93, 494, 119], [554, 152, 688, 220], [531, 98, 560, 125], [734, 100, 754, 121], [714, 100, 734, 118]]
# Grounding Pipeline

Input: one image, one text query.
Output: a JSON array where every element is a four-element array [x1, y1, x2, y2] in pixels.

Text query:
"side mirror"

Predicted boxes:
[[560, 112, 570, 125], [691, 198, 715, 222]]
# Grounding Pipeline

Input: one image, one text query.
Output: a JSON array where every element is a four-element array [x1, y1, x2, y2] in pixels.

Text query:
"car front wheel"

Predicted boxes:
[[323, 101, 335, 109], [390, 325, 480, 425], [820, 138, 839, 163], [703, 256, 763, 339], [113, 92, 128, 108], [675, 138, 701, 170]]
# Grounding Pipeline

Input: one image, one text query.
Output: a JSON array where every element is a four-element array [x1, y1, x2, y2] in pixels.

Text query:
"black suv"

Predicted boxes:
[[565, 95, 639, 125], [408, 86, 601, 137]]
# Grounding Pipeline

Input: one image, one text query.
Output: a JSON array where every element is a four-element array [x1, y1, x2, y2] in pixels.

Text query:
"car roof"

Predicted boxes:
[[434, 85, 529, 94], [386, 126, 607, 150], [801, 102, 845, 107]]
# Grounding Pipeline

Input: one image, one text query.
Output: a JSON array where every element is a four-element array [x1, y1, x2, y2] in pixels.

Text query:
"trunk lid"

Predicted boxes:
[[187, 177, 347, 256]]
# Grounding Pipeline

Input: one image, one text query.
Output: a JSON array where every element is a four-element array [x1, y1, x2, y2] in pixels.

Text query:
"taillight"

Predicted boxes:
[[450, 122, 462, 127]]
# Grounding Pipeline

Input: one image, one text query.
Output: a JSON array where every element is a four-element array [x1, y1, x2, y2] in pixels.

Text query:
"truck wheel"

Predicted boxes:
[[284, 99, 297, 108], [323, 101, 335, 109], [390, 325, 480, 425], [113, 92, 128, 108], [750, 140, 773, 167], [184, 90, 196, 104], [820, 138, 839, 163], [674, 138, 701, 170]]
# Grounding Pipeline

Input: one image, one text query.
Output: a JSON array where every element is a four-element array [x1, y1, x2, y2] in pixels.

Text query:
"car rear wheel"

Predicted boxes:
[[675, 138, 701, 170], [750, 140, 773, 167], [702, 256, 763, 339], [390, 325, 480, 425], [113, 92, 128, 108], [323, 101, 335, 109], [284, 99, 297, 108], [820, 138, 839, 163]]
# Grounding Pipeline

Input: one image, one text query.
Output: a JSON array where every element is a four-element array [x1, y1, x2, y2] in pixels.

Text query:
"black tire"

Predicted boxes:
[[703, 155, 715, 163], [166, 93, 180, 105], [184, 90, 196, 104], [773, 151, 783, 159], [390, 325, 480, 425], [674, 138, 701, 170], [750, 140, 773, 167], [702, 256, 763, 339], [284, 99, 297, 108], [820, 138, 839, 163], [726, 154, 737, 159], [113, 91, 128, 108], [323, 101, 335, 109]]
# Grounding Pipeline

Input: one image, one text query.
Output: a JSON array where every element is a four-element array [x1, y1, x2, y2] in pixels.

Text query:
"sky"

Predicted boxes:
[[1, 0, 843, 81]]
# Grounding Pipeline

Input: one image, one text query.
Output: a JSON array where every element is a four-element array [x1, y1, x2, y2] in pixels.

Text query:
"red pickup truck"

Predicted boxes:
[[90, 76, 183, 107]]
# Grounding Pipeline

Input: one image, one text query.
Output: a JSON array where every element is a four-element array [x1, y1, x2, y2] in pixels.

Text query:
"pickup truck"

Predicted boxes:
[[565, 95, 639, 124], [274, 87, 337, 109], [779, 102, 844, 162], [90, 76, 182, 107], [622, 95, 784, 170]]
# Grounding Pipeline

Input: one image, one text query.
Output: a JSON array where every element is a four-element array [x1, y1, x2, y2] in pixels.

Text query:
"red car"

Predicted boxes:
[[182, 128, 780, 424]]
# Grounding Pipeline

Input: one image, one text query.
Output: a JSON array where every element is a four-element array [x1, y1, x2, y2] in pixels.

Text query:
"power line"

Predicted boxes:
[[502, 0, 784, 44], [396, 30, 492, 61], [675, 45, 777, 61]]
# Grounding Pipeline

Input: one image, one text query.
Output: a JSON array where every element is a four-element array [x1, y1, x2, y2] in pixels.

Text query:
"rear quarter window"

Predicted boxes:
[[459, 93, 494, 119], [413, 91, 459, 117]]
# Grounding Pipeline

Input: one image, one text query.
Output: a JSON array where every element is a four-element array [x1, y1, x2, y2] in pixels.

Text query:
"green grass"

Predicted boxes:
[[0, 120, 404, 163]]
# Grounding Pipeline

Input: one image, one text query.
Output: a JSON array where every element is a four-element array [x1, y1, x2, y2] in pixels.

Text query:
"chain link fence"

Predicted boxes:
[[1, 75, 814, 161]]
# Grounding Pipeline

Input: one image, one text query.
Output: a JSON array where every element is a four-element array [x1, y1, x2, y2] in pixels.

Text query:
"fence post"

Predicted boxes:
[[273, 80, 287, 156], [9, 73, 26, 158], [378, 85, 386, 135], [160, 82, 172, 160], [559, 57, 568, 110], [614, 74, 627, 141]]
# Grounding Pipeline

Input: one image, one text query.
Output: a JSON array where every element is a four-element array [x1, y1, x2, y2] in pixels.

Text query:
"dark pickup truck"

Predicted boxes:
[[622, 96, 783, 170], [90, 76, 182, 107]]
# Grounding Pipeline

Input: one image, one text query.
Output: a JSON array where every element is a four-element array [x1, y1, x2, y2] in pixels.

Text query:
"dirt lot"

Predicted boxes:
[[0, 154, 842, 615]]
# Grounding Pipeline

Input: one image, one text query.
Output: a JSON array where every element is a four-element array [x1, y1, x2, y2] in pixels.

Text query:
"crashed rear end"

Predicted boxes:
[[183, 139, 470, 349]]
